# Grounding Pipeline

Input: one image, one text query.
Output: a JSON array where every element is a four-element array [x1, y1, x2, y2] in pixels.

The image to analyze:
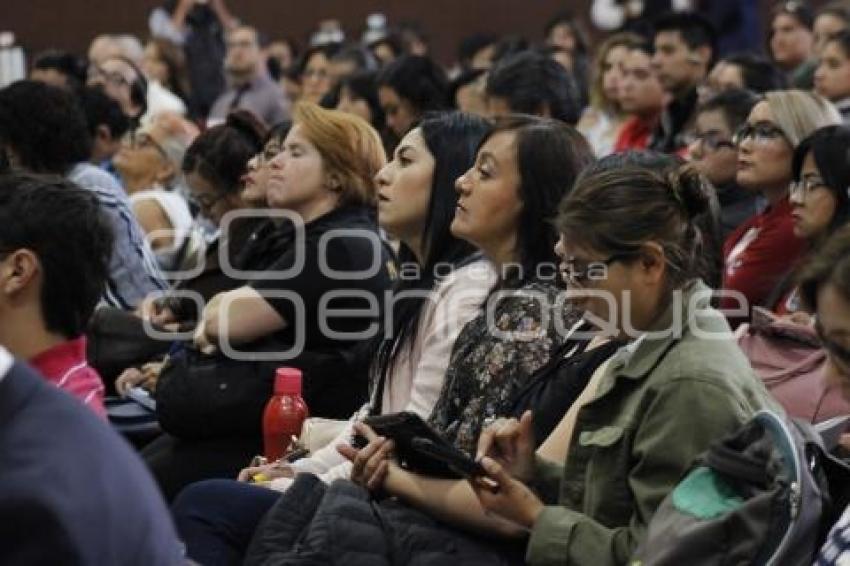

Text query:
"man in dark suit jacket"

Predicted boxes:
[[0, 347, 185, 565]]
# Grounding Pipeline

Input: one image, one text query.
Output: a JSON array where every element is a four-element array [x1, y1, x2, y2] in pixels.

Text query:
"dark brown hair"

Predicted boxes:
[[555, 153, 713, 289], [799, 225, 850, 312]]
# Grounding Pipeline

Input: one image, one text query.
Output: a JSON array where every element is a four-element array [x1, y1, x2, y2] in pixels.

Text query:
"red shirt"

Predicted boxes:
[[614, 116, 654, 152], [30, 336, 106, 419], [720, 197, 807, 322]]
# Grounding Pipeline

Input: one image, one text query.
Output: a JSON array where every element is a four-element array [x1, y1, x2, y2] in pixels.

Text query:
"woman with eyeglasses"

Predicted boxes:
[[342, 158, 774, 566], [113, 112, 201, 273], [720, 90, 839, 325], [767, 124, 850, 317], [689, 88, 761, 242]]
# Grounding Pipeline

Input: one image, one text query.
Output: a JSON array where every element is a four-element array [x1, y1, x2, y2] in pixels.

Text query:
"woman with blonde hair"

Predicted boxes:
[[143, 102, 395, 500], [577, 32, 645, 157], [721, 89, 840, 323]]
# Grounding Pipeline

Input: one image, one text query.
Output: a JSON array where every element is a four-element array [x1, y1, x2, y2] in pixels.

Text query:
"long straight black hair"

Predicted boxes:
[[371, 111, 490, 393]]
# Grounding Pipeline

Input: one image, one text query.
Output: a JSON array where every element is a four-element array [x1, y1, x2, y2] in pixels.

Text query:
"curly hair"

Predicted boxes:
[[0, 80, 92, 174]]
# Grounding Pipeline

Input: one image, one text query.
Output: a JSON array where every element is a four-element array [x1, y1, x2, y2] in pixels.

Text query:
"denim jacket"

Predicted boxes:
[[526, 280, 778, 566]]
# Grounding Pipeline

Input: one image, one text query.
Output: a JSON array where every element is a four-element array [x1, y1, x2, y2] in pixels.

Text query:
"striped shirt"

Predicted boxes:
[[68, 163, 166, 309], [29, 336, 106, 418]]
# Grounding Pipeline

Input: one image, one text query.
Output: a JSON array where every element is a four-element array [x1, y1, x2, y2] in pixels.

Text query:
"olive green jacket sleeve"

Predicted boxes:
[[526, 377, 755, 566]]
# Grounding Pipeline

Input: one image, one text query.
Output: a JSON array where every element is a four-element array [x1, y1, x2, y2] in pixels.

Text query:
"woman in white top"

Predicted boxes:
[[171, 112, 496, 565], [576, 32, 644, 157]]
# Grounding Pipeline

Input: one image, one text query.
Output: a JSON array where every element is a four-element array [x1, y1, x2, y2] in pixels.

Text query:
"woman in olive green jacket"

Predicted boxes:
[[344, 156, 777, 566]]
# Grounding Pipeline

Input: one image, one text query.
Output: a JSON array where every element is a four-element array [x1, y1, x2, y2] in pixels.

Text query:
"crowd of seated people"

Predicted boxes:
[[8, 2, 850, 564]]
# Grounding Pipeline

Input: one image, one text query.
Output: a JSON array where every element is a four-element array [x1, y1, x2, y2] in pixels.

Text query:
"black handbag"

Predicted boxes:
[[154, 341, 370, 441], [507, 327, 621, 444], [86, 307, 174, 392]]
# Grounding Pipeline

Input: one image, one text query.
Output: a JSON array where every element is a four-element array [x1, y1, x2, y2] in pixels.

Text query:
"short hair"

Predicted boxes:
[[457, 33, 498, 67], [486, 50, 582, 124], [792, 124, 850, 236], [368, 33, 405, 60], [825, 29, 850, 57], [653, 11, 718, 62], [0, 80, 91, 174], [77, 85, 130, 141], [143, 112, 200, 173], [764, 90, 842, 147], [698, 88, 761, 132], [182, 110, 266, 194], [589, 32, 646, 112], [720, 52, 788, 93], [331, 43, 377, 73], [377, 55, 449, 114], [0, 173, 113, 338], [448, 68, 486, 107], [31, 49, 87, 88], [799, 225, 850, 312], [479, 115, 594, 279], [338, 71, 385, 131], [772, 0, 815, 29], [293, 102, 386, 207]]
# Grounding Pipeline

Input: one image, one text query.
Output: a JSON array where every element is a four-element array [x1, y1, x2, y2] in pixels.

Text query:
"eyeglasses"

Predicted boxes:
[[789, 176, 829, 200], [815, 320, 850, 375], [126, 132, 168, 160], [88, 65, 130, 88], [561, 252, 638, 288], [690, 130, 736, 152], [732, 122, 788, 146]]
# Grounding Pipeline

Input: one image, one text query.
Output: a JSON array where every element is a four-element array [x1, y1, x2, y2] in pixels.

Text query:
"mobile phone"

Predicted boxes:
[[410, 437, 485, 479]]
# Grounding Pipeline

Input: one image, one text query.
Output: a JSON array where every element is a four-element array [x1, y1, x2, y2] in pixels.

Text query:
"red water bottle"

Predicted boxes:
[[263, 367, 309, 461]]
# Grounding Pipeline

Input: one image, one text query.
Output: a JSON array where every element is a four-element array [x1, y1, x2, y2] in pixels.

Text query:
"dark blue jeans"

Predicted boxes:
[[172, 479, 281, 566]]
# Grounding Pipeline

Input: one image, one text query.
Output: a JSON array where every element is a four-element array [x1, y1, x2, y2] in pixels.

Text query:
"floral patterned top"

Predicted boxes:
[[428, 279, 580, 455]]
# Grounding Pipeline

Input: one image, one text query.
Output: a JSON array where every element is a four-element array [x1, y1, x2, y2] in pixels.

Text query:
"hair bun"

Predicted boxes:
[[666, 165, 711, 219], [224, 109, 267, 151]]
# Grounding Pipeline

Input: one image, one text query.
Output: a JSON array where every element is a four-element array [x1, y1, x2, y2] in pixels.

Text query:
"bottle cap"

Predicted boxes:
[[274, 367, 302, 395]]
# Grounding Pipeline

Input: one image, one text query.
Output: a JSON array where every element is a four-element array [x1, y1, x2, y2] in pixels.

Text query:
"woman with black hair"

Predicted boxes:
[[335, 71, 386, 134], [770, 124, 850, 316], [377, 55, 449, 140], [298, 43, 343, 105], [814, 30, 850, 121], [172, 111, 494, 565]]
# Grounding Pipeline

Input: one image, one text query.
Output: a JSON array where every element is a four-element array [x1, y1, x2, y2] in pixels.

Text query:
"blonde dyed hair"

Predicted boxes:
[[293, 102, 386, 206], [589, 32, 646, 114], [764, 90, 841, 147]]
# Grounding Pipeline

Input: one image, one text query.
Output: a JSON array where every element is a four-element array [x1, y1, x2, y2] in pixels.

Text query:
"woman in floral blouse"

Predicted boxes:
[[425, 115, 593, 455]]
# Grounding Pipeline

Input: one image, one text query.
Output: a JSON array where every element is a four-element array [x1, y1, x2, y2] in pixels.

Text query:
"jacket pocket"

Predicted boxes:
[[577, 425, 632, 524]]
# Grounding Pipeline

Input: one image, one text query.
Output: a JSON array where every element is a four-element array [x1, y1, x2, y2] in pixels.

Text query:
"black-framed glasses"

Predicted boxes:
[[815, 319, 850, 375], [88, 65, 130, 88], [732, 121, 788, 146], [561, 252, 639, 288], [690, 130, 736, 152], [789, 176, 829, 200]]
